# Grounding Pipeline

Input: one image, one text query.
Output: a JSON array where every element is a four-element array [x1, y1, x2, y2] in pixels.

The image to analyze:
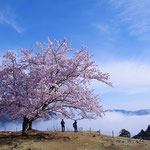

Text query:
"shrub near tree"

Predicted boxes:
[[119, 129, 131, 138], [0, 38, 112, 135]]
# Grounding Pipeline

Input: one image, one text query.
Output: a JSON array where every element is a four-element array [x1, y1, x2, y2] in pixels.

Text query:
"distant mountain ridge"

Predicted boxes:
[[133, 125, 150, 140], [109, 109, 150, 116]]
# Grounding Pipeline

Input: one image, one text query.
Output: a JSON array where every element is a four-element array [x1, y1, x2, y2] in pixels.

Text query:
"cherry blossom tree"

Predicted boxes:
[[0, 38, 112, 135]]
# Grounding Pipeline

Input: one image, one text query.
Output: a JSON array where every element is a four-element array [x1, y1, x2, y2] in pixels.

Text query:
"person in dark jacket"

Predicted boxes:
[[61, 119, 65, 132], [73, 120, 78, 132]]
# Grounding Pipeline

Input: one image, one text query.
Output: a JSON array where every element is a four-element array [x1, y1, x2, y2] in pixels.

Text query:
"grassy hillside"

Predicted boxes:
[[0, 130, 150, 150]]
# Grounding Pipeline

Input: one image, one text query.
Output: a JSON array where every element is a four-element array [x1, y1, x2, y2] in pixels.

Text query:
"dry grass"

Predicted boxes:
[[0, 131, 150, 150]]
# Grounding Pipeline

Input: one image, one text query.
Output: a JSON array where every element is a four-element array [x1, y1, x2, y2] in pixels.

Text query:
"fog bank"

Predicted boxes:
[[1, 112, 150, 137]]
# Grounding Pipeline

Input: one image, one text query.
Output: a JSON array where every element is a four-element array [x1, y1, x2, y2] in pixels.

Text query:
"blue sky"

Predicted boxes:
[[0, 0, 150, 111]]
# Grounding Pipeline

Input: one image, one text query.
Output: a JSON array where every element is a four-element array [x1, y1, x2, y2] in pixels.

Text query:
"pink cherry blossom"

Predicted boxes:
[[0, 38, 112, 135]]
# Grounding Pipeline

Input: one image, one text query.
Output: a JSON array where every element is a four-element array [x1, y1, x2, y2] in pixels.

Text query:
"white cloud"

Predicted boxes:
[[91, 60, 150, 95], [95, 24, 111, 34], [35, 112, 150, 136], [93, 23, 120, 42], [109, 0, 150, 40], [0, 5, 23, 33], [2, 112, 150, 136]]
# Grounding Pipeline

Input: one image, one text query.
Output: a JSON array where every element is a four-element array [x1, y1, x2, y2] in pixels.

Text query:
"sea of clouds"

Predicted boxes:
[[1, 112, 150, 137]]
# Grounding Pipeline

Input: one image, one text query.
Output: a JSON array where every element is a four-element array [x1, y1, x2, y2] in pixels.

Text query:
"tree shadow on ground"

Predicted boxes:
[[0, 131, 72, 147]]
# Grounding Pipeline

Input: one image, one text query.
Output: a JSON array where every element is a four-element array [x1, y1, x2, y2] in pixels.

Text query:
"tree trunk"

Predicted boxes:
[[28, 120, 32, 130], [22, 117, 29, 136]]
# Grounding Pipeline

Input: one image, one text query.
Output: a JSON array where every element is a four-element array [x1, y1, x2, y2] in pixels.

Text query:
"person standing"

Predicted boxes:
[[61, 119, 65, 132], [73, 120, 78, 132]]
